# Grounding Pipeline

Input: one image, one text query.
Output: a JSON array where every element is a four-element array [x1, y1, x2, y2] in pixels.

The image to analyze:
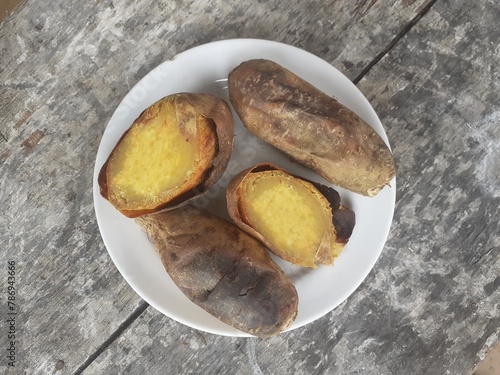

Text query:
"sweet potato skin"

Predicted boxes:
[[98, 93, 234, 218], [135, 205, 298, 337], [226, 163, 355, 267], [228, 59, 395, 197]]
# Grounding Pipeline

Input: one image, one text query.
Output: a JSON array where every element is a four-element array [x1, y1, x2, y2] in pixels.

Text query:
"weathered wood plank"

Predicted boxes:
[[3, 0, 490, 374], [83, 1, 500, 375], [356, 0, 500, 374]]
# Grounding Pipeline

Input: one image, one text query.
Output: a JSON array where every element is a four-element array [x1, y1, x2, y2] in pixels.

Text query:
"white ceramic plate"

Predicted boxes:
[[93, 39, 396, 337]]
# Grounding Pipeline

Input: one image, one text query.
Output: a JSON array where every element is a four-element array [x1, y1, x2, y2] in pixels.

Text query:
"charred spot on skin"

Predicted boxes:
[[170, 252, 179, 262], [222, 225, 241, 243], [195, 289, 212, 303], [308, 181, 341, 209], [333, 207, 356, 243], [239, 283, 258, 297]]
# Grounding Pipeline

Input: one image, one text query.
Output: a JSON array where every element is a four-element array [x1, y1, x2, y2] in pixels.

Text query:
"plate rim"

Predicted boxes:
[[93, 38, 396, 337]]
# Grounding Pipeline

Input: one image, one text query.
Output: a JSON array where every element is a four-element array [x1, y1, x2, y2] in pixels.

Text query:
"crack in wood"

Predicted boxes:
[[470, 226, 487, 245], [353, 0, 379, 16], [352, 0, 439, 85], [471, 246, 496, 266], [73, 301, 149, 375]]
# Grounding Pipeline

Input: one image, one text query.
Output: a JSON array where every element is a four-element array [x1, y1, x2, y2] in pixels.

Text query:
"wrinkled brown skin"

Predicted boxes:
[[226, 163, 355, 266], [135, 205, 298, 338], [98, 93, 234, 218], [228, 59, 396, 197]]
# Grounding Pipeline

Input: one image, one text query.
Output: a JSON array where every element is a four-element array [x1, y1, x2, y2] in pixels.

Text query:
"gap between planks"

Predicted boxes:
[[352, 0, 439, 85], [73, 301, 149, 375]]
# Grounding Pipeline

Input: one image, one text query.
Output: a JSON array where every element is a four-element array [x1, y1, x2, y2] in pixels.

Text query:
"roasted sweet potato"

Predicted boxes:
[[228, 59, 396, 197], [227, 163, 355, 268], [135, 205, 298, 337], [98, 93, 233, 218]]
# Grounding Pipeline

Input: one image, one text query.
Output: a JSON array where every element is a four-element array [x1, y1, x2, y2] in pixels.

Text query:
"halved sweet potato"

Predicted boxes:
[[227, 163, 355, 268], [228, 59, 396, 197], [135, 205, 298, 337], [98, 93, 233, 218]]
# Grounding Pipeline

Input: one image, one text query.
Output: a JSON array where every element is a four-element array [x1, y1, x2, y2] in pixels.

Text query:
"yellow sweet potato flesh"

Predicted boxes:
[[239, 170, 332, 267], [227, 163, 355, 268], [98, 93, 234, 218], [106, 102, 216, 210]]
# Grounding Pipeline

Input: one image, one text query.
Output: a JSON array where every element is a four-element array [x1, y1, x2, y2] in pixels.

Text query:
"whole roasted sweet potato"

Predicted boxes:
[[99, 93, 234, 218], [227, 163, 355, 268], [135, 205, 298, 337], [228, 59, 395, 197]]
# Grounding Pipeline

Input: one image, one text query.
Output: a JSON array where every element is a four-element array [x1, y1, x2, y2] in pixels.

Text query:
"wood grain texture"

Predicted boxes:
[[1, 0, 497, 374], [356, 1, 500, 374]]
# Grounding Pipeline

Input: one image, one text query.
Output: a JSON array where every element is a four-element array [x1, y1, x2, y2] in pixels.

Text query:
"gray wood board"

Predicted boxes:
[[2, 0, 497, 374], [82, 1, 500, 374]]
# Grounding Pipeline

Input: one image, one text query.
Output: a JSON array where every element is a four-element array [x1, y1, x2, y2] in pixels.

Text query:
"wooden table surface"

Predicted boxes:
[[2, 1, 499, 374]]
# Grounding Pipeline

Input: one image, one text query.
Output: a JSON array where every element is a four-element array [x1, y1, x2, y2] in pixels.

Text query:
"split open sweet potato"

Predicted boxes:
[[226, 163, 355, 268], [98, 93, 234, 218], [228, 59, 396, 197], [135, 205, 298, 337]]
